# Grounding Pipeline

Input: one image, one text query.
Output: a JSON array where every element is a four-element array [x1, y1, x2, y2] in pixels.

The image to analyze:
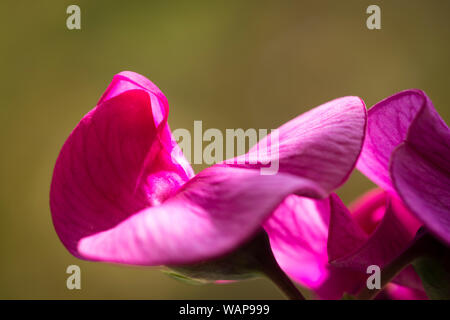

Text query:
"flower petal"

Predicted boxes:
[[327, 194, 368, 262], [328, 192, 423, 292], [390, 95, 450, 245], [330, 194, 421, 270], [227, 96, 367, 193], [391, 144, 450, 246], [265, 195, 366, 299], [404, 93, 450, 169], [357, 90, 427, 193], [101, 71, 194, 179], [349, 188, 389, 234], [99, 71, 169, 125], [50, 87, 193, 257], [380, 283, 428, 300], [78, 166, 326, 265], [264, 197, 330, 290]]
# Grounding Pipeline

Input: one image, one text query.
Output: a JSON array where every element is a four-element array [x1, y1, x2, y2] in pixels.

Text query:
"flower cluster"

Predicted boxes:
[[50, 71, 449, 299]]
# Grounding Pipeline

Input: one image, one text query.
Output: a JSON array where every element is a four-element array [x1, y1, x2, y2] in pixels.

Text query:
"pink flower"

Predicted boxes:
[[266, 190, 424, 299], [331, 89, 449, 299], [50, 71, 366, 270], [327, 190, 425, 299], [269, 89, 449, 299], [264, 195, 366, 299]]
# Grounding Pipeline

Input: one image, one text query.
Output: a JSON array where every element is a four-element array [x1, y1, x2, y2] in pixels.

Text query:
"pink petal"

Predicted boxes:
[[265, 197, 330, 289], [99, 71, 169, 125], [228, 96, 367, 193], [265, 195, 366, 299], [357, 90, 426, 193], [327, 194, 368, 262], [390, 97, 450, 246], [78, 166, 326, 265], [100, 71, 194, 180], [402, 92, 450, 170], [391, 144, 450, 246], [50, 85, 193, 256], [349, 188, 388, 234], [381, 283, 428, 300], [330, 193, 421, 270], [357, 90, 449, 245], [328, 192, 423, 291]]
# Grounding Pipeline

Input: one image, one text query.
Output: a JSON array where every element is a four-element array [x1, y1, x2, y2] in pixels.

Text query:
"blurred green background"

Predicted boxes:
[[0, 0, 449, 299]]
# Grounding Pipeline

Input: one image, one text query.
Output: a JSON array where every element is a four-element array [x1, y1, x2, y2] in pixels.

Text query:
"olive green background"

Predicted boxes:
[[0, 0, 449, 299]]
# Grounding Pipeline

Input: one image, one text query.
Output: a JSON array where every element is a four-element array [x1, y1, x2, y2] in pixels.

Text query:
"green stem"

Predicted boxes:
[[253, 231, 305, 300], [356, 229, 435, 300], [262, 256, 305, 300]]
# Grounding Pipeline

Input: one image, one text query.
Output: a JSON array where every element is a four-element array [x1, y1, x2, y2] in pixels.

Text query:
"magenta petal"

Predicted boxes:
[[78, 166, 326, 265], [390, 96, 450, 245], [382, 283, 428, 300], [327, 194, 368, 262], [357, 90, 426, 193], [228, 96, 367, 193], [265, 195, 365, 299], [99, 71, 169, 125], [50, 88, 193, 257], [265, 197, 330, 289], [350, 188, 388, 234], [330, 194, 420, 270], [328, 192, 423, 292], [357, 88, 450, 245], [100, 71, 194, 180], [391, 144, 450, 246], [401, 92, 450, 169]]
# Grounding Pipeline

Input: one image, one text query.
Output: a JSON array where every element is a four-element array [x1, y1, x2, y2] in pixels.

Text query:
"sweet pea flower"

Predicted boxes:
[[268, 89, 449, 300], [264, 194, 367, 299], [265, 190, 425, 299], [327, 190, 427, 300], [50, 72, 367, 274], [320, 90, 448, 299]]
